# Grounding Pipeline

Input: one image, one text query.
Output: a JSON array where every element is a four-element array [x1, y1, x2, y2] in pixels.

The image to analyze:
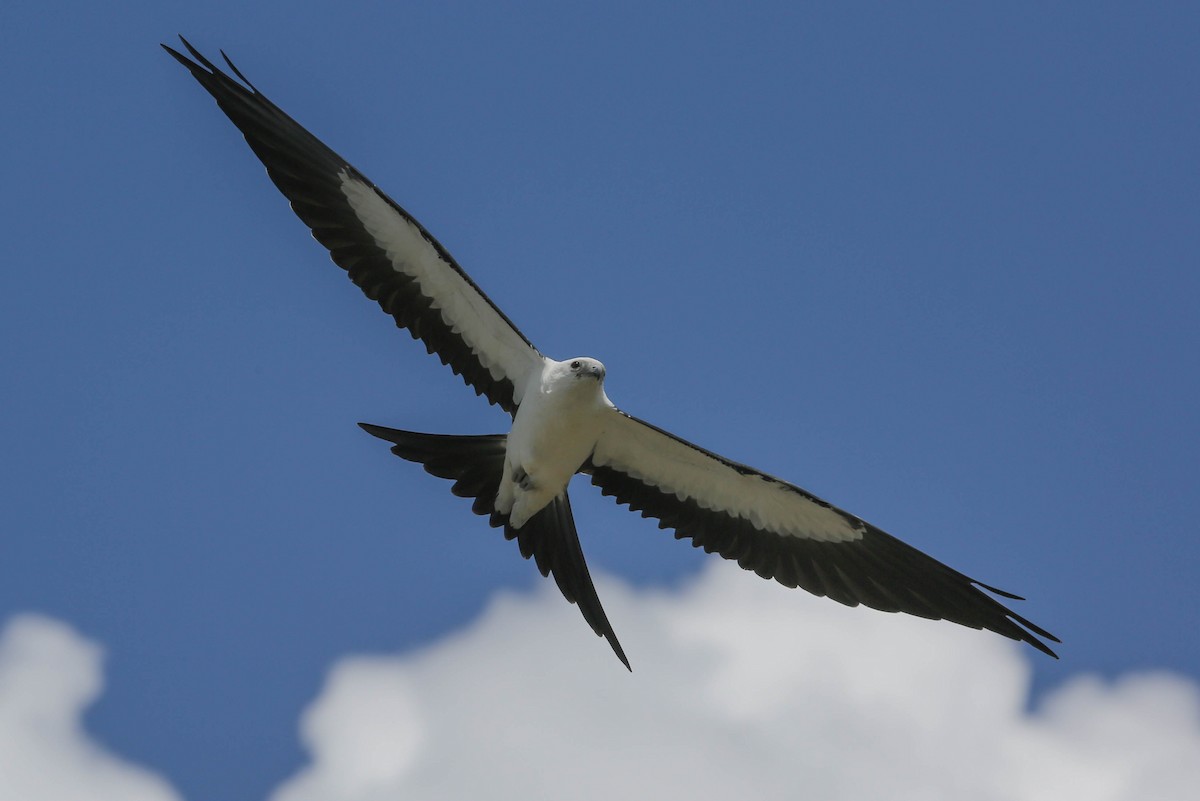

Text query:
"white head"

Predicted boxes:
[[566, 357, 605, 381], [543, 357, 607, 395]]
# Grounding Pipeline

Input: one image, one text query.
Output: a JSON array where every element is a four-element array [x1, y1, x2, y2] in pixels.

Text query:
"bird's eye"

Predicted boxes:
[[570, 360, 581, 369]]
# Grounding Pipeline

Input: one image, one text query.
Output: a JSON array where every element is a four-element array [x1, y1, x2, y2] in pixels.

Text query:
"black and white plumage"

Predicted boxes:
[[165, 38, 1059, 670]]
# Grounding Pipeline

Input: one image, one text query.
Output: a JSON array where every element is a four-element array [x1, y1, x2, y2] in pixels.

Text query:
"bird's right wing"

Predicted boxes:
[[164, 38, 544, 414]]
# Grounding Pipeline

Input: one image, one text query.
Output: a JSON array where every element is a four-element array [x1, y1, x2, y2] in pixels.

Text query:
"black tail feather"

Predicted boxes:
[[504, 493, 629, 669], [359, 423, 630, 669]]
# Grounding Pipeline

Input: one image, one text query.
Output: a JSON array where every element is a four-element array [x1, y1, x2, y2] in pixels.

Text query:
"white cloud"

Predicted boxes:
[[0, 614, 182, 801], [4, 573, 1198, 801], [270, 564, 1200, 801]]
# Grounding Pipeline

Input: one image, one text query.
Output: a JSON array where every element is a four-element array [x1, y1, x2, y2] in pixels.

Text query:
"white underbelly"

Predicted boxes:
[[498, 379, 607, 528]]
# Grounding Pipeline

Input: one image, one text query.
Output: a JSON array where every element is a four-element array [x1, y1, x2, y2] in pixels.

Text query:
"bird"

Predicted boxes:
[[164, 37, 1058, 670]]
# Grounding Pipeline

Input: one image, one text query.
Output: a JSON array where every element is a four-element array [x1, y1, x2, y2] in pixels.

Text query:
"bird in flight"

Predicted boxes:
[[165, 37, 1058, 669]]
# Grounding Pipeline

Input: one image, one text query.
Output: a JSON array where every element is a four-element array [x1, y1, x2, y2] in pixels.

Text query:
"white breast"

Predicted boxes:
[[498, 358, 610, 527]]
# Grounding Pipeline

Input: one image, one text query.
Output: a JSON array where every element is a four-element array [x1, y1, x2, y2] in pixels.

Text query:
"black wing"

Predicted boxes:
[[164, 38, 544, 414], [586, 408, 1059, 657]]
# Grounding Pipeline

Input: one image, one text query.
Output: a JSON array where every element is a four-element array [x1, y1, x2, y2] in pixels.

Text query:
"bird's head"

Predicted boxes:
[[540, 357, 609, 402], [564, 357, 605, 383]]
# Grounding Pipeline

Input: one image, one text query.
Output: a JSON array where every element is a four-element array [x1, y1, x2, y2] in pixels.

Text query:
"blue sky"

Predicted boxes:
[[2, 3, 1198, 799]]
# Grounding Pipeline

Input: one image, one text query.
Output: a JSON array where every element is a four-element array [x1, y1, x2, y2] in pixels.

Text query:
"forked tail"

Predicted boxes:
[[359, 423, 630, 669]]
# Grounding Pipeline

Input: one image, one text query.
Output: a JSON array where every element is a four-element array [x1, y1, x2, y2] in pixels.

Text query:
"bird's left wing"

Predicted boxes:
[[164, 39, 543, 413], [585, 408, 1060, 657]]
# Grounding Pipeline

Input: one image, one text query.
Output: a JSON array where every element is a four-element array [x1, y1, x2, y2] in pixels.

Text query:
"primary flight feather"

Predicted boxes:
[[165, 37, 1059, 669]]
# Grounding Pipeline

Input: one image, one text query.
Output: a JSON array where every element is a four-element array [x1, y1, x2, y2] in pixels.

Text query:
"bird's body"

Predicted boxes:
[[165, 38, 1059, 669], [501, 358, 610, 528]]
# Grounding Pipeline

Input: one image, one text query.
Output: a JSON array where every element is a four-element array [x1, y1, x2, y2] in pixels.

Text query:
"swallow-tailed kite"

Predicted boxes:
[[165, 38, 1058, 669]]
